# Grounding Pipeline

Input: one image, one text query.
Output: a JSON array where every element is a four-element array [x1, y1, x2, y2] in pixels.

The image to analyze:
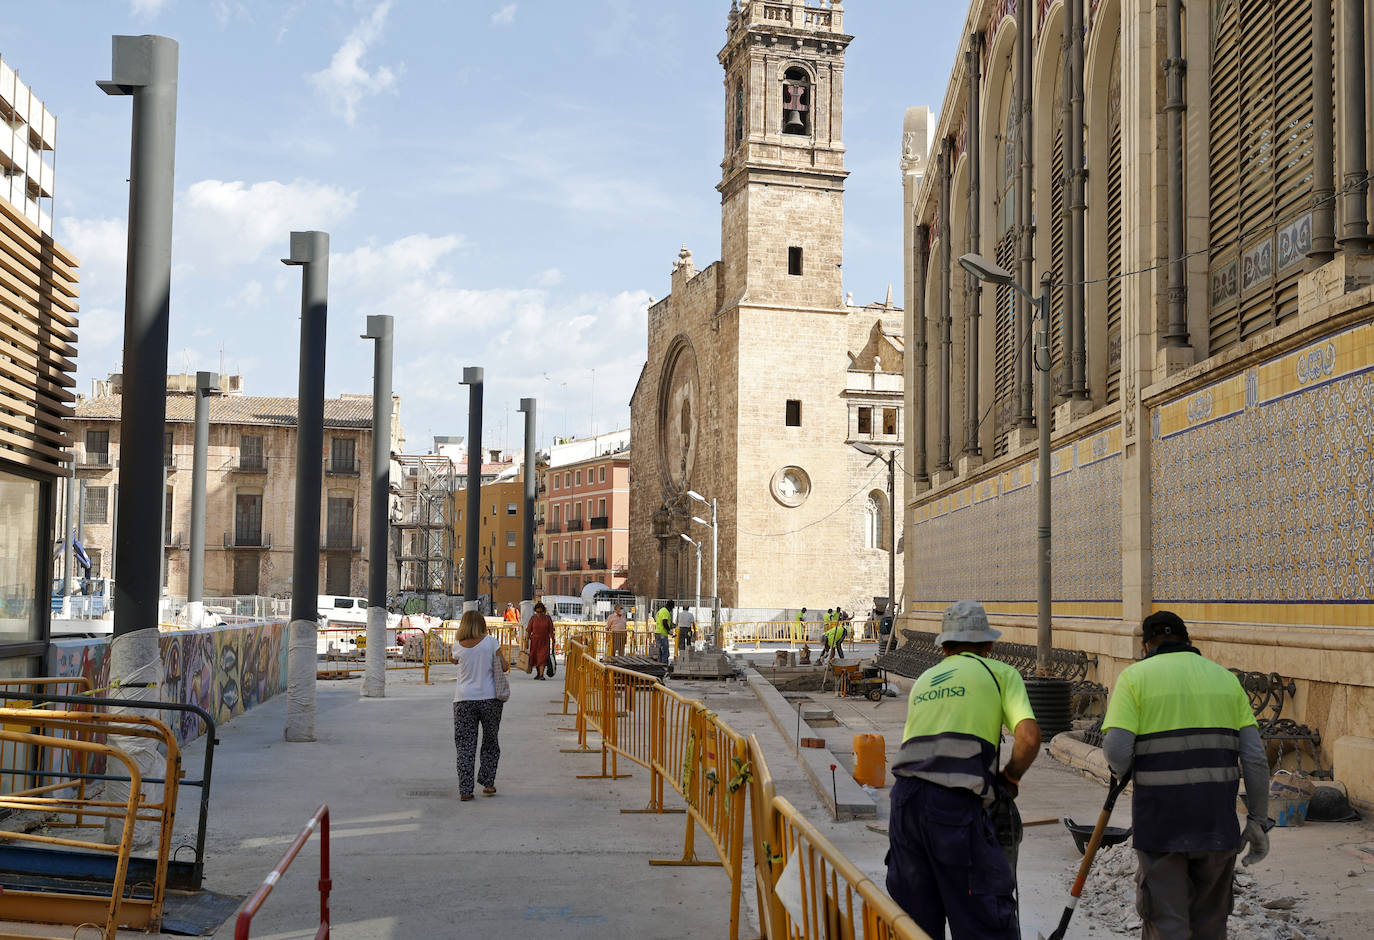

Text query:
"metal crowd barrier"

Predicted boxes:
[[0, 707, 185, 937], [721, 620, 875, 649], [235, 802, 331, 940], [746, 735, 929, 939]]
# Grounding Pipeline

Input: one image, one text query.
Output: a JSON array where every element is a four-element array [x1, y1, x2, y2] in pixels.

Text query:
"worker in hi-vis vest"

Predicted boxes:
[[653, 600, 674, 665], [1101, 610, 1271, 939], [886, 601, 1041, 938]]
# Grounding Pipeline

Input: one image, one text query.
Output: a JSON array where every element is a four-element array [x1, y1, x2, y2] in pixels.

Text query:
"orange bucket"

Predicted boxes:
[[852, 733, 886, 788]]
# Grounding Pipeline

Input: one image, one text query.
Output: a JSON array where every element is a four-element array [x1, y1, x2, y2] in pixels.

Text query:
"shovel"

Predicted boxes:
[[1042, 770, 1132, 940]]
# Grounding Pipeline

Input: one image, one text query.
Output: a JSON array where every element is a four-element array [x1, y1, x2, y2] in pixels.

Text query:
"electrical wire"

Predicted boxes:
[[735, 463, 888, 539]]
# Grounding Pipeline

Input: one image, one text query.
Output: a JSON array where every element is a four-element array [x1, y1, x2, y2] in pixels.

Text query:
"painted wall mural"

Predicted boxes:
[[48, 620, 289, 744], [909, 426, 1124, 605], [1152, 321, 1374, 618]]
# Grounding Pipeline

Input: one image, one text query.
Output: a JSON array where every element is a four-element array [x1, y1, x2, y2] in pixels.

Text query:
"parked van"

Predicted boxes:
[[540, 595, 586, 621], [316, 596, 401, 656]]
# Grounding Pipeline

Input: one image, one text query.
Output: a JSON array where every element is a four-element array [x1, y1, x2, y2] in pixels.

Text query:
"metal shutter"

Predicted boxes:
[[1105, 33, 1123, 405]]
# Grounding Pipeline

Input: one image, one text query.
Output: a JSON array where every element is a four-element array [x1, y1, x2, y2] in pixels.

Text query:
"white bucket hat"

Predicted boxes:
[[936, 600, 1003, 645]]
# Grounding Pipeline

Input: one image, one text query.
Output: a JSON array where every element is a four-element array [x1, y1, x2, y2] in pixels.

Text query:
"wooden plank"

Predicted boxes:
[[0, 425, 73, 464], [0, 440, 69, 476], [0, 369, 76, 417], [0, 196, 80, 267], [0, 352, 77, 406], [0, 226, 80, 296], [0, 280, 80, 344], [0, 259, 79, 320], [0, 407, 72, 448], [0, 319, 79, 381]]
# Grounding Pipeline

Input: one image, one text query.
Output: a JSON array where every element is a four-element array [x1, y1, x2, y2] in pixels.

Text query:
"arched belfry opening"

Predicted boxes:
[[782, 66, 811, 135]]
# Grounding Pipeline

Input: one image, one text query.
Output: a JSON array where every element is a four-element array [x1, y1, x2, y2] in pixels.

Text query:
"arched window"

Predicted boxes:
[[734, 82, 745, 149], [782, 67, 811, 136], [992, 81, 1020, 456], [864, 495, 881, 549]]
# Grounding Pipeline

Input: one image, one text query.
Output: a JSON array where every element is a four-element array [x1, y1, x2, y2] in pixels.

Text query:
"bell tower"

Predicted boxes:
[[718, 1, 852, 310]]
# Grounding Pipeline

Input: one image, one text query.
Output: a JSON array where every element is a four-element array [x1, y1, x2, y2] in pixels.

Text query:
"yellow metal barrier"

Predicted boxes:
[[720, 620, 876, 649], [0, 708, 184, 938], [747, 734, 928, 940], [0, 676, 96, 803]]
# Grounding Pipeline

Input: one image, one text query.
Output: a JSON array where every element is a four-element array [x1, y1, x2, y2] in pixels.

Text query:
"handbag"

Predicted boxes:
[[516, 648, 531, 674], [545, 652, 556, 678], [491, 649, 511, 702]]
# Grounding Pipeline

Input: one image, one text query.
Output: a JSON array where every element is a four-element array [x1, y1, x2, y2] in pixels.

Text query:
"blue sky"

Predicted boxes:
[[4, 1, 966, 453]]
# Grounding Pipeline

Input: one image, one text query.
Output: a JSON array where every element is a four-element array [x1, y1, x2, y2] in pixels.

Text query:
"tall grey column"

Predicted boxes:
[[61, 474, 75, 602], [99, 35, 178, 646], [1339, 0, 1370, 251], [1069, 0, 1089, 394], [1163, 0, 1191, 348], [914, 224, 930, 484], [98, 32, 178, 844], [1310, 0, 1337, 263], [937, 140, 953, 472], [964, 35, 983, 455], [282, 230, 329, 742], [1017, 0, 1036, 427], [1035, 274, 1054, 672], [362, 315, 393, 699], [186, 370, 217, 628], [461, 368, 484, 612], [518, 397, 537, 625]]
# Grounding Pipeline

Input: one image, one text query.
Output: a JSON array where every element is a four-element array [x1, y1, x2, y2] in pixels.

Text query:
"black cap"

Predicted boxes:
[[1142, 610, 1189, 643]]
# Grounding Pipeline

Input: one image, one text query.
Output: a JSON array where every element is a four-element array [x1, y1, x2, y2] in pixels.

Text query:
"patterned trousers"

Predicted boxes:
[[452, 699, 503, 796]]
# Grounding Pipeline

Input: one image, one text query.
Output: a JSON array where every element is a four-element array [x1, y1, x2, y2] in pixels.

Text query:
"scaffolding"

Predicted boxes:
[[394, 455, 456, 612]]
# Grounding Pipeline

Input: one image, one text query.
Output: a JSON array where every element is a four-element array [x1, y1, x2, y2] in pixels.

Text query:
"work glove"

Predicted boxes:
[[993, 770, 1020, 800], [1239, 817, 1270, 866]]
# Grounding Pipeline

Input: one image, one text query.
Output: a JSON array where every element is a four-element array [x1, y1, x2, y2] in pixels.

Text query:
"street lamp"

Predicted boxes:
[[959, 252, 1054, 675], [686, 489, 718, 637], [679, 533, 702, 644], [851, 443, 897, 637]]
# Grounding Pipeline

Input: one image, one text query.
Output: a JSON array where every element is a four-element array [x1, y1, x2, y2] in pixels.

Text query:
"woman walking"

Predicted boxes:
[[452, 610, 507, 801], [527, 602, 555, 679]]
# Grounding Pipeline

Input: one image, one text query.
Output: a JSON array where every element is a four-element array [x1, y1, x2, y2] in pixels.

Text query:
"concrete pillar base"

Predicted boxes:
[[956, 453, 984, 476], [1155, 343, 1195, 380], [1299, 251, 1374, 309], [1007, 426, 1038, 450], [931, 467, 957, 487], [1053, 398, 1095, 427]]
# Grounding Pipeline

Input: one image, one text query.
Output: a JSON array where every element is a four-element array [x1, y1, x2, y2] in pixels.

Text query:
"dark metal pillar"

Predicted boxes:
[[187, 370, 216, 627], [1017, 1, 1036, 426], [99, 35, 179, 639], [462, 368, 483, 612], [1310, 0, 1337, 263], [914, 224, 930, 484], [1163, 0, 1191, 348], [1069, 0, 1089, 395], [362, 315, 393, 698], [283, 230, 329, 742], [518, 398, 537, 623], [964, 34, 983, 455], [937, 138, 953, 472], [1339, 0, 1370, 251]]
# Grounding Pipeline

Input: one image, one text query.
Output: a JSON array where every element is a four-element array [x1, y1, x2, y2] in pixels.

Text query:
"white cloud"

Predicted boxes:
[[211, 0, 252, 25], [179, 179, 358, 265], [308, 1, 399, 125], [533, 267, 562, 287], [130, 0, 172, 16], [491, 4, 517, 27]]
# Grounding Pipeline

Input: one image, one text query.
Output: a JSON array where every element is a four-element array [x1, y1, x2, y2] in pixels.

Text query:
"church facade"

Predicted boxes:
[[628, 1, 907, 614]]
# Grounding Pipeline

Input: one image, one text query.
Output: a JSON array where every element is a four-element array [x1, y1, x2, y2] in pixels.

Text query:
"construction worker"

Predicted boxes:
[[653, 600, 675, 664], [886, 600, 1040, 939], [1101, 610, 1271, 939], [825, 616, 849, 661], [502, 603, 519, 623]]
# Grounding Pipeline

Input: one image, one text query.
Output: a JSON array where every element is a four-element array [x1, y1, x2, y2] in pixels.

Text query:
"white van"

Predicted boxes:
[[541, 595, 586, 621], [317, 596, 401, 656]]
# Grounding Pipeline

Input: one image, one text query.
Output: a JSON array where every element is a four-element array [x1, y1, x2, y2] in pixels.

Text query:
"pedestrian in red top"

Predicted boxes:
[[526, 602, 555, 679]]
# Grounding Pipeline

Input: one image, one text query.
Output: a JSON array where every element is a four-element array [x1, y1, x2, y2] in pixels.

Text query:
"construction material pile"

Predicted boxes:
[[1074, 844, 1326, 939]]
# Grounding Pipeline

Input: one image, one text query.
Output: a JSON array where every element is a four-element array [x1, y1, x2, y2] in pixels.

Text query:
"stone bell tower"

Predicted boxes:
[[718, 1, 852, 310]]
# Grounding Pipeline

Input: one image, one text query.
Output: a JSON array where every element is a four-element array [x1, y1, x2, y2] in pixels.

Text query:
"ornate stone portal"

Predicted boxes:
[[653, 336, 701, 598]]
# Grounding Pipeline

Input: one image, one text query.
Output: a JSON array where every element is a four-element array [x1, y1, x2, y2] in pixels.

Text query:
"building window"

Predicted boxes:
[[788, 246, 803, 276], [88, 548, 102, 578], [597, 497, 606, 517], [552, 505, 561, 526], [506, 502, 517, 515], [0, 470, 45, 645], [782, 66, 811, 135], [785, 399, 802, 427], [506, 530, 517, 547], [575, 470, 583, 485], [240, 435, 264, 470], [734, 81, 745, 148], [883, 408, 897, 435], [164, 431, 174, 468], [864, 495, 881, 549], [491, 503, 497, 516], [599, 466, 606, 483], [85, 429, 109, 464], [164, 488, 174, 544], [83, 485, 109, 525], [564, 472, 571, 488], [330, 437, 356, 473], [505, 561, 516, 577], [235, 492, 263, 546], [551, 542, 560, 562], [857, 406, 872, 435], [552, 476, 559, 491], [327, 496, 354, 549]]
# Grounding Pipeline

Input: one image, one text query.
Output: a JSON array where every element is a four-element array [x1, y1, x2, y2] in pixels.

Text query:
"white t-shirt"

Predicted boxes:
[[677, 609, 695, 635], [453, 634, 500, 702]]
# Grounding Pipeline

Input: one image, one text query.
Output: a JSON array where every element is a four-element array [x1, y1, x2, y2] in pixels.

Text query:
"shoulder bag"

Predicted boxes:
[[491, 644, 512, 702]]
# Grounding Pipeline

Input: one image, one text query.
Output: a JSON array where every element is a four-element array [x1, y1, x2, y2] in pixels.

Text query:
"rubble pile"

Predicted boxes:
[[1073, 844, 1327, 939]]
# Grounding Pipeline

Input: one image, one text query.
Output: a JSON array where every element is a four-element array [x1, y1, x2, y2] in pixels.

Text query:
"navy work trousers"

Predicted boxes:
[[886, 775, 1019, 939]]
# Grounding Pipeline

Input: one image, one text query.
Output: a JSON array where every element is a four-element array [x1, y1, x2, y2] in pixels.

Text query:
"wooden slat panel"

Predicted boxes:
[[0, 366, 76, 418], [0, 280, 80, 347], [0, 227, 80, 298], [0, 406, 72, 448], [0, 305, 78, 364], [0, 246, 79, 321], [0, 197, 79, 269], [0, 423, 72, 463], [0, 439, 70, 476]]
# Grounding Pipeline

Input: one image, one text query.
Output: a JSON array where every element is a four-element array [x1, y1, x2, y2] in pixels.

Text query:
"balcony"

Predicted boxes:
[[325, 458, 359, 476], [322, 536, 362, 552], [78, 453, 112, 471], [164, 455, 177, 472], [546, 522, 563, 534], [534, 514, 545, 528], [544, 562, 561, 572], [586, 556, 606, 570], [230, 455, 269, 474], [589, 516, 609, 530], [225, 532, 271, 549], [566, 559, 584, 571], [567, 519, 584, 532], [164, 531, 186, 550]]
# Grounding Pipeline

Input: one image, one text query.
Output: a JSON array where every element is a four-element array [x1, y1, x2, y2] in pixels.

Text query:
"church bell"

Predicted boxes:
[[784, 108, 805, 132]]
